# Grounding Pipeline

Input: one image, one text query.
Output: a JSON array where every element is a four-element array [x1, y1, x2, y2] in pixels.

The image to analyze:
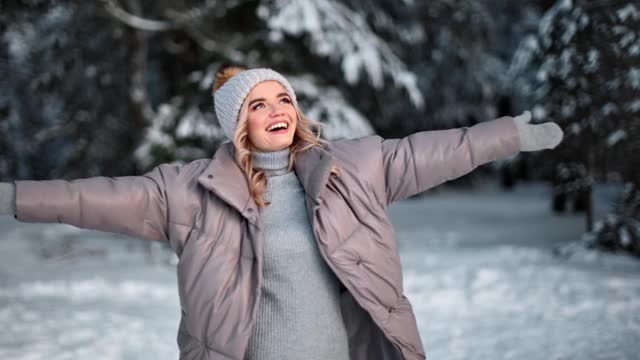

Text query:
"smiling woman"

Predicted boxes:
[[0, 63, 563, 360]]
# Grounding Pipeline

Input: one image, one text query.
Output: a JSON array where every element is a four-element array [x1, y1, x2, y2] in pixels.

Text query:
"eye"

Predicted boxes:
[[280, 97, 291, 104], [251, 103, 264, 110]]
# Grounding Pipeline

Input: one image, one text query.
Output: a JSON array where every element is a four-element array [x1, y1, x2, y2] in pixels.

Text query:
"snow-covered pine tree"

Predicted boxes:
[[509, 0, 640, 256], [1, 0, 543, 186], [101, 0, 412, 168], [1, 1, 142, 179], [1, 1, 385, 174], [96, 0, 535, 166], [411, 0, 503, 129]]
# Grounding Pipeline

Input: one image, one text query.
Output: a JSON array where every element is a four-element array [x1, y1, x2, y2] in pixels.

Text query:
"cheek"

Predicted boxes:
[[247, 116, 263, 136], [288, 109, 298, 127]]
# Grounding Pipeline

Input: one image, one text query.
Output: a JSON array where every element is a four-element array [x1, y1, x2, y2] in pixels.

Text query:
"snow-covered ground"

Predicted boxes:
[[1, 181, 639, 359]]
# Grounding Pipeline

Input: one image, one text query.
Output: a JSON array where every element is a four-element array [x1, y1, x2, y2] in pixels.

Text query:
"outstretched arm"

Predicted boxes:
[[1, 165, 177, 242], [380, 113, 563, 205]]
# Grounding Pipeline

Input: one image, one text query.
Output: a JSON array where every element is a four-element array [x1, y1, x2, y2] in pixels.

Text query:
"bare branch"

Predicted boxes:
[[101, 0, 176, 31], [164, 0, 222, 24], [100, 0, 225, 32]]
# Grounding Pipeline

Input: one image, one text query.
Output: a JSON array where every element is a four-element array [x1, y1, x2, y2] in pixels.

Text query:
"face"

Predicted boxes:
[[245, 81, 297, 152]]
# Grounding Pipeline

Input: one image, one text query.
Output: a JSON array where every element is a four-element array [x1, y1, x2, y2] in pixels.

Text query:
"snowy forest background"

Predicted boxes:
[[0, 0, 638, 255], [1, 1, 640, 359]]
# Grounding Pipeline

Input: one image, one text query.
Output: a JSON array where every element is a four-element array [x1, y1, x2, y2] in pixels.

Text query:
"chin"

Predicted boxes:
[[273, 143, 292, 151], [255, 143, 290, 152], [252, 133, 295, 152], [272, 138, 295, 150]]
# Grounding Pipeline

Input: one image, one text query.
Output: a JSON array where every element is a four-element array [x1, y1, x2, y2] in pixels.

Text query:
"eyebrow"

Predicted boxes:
[[247, 93, 290, 108]]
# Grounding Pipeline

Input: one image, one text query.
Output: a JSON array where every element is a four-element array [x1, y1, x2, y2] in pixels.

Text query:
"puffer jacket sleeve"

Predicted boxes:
[[13, 164, 177, 242], [380, 116, 521, 205]]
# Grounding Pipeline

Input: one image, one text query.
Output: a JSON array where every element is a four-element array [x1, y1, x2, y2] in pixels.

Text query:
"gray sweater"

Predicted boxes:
[[245, 148, 350, 360]]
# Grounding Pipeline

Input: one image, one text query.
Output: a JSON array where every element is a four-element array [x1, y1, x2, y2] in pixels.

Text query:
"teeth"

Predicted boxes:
[[267, 122, 288, 131]]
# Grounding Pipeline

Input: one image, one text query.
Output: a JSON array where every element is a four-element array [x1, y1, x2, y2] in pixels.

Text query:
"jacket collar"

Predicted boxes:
[[197, 141, 338, 221]]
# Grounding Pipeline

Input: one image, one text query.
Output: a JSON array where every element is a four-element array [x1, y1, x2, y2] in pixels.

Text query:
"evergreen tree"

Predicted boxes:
[[1, 1, 141, 179], [509, 0, 640, 255]]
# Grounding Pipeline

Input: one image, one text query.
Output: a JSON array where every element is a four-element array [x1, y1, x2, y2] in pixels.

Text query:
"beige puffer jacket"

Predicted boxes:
[[15, 117, 520, 359]]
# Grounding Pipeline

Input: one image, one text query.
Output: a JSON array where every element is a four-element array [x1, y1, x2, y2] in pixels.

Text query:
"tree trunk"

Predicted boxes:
[[585, 140, 595, 232]]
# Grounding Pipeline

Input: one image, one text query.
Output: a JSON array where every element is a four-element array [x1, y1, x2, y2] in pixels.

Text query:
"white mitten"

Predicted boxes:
[[513, 111, 564, 152], [0, 182, 16, 215]]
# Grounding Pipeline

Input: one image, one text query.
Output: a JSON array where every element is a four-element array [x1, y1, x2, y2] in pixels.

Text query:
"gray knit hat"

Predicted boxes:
[[213, 68, 298, 141]]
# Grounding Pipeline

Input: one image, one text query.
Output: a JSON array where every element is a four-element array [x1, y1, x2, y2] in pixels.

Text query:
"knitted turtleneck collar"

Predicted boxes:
[[251, 147, 291, 176]]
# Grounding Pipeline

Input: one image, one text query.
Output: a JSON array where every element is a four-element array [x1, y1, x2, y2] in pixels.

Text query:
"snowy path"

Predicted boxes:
[[1, 181, 639, 359]]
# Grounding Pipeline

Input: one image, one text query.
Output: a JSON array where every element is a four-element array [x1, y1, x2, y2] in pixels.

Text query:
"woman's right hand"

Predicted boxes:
[[0, 182, 16, 215]]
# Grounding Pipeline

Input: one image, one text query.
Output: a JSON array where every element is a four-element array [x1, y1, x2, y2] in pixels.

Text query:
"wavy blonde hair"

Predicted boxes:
[[233, 100, 340, 208]]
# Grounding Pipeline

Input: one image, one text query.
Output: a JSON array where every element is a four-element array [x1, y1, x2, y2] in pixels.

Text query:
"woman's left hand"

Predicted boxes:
[[513, 110, 564, 152]]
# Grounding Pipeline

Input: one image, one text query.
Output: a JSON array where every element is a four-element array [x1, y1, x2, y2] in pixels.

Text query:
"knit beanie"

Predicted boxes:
[[213, 68, 298, 141]]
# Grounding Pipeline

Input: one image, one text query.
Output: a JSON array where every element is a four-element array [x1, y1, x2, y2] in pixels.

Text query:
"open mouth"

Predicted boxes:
[[266, 121, 289, 134]]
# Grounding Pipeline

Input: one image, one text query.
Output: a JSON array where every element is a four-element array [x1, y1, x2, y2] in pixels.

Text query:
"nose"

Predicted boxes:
[[268, 102, 285, 117]]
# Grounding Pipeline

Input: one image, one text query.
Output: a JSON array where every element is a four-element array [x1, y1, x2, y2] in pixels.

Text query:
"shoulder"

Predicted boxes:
[[322, 136, 385, 175], [323, 135, 384, 158], [151, 158, 211, 184]]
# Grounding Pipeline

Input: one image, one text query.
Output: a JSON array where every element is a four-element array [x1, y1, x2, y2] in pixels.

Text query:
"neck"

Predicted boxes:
[[252, 147, 291, 176]]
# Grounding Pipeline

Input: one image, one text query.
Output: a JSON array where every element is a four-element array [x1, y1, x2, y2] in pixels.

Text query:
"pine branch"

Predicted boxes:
[[580, 0, 636, 11]]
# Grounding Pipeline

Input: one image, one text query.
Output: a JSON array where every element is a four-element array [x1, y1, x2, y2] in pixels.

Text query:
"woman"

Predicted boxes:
[[0, 65, 563, 360]]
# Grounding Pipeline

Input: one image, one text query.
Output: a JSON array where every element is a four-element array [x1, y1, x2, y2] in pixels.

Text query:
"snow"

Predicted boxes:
[[607, 129, 626, 147], [4, 27, 33, 62], [261, 0, 424, 109], [287, 76, 376, 139], [616, 4, 639, 22], [538, 0, 573, 47], [584, 48, 600, 73], [0, 223, 179, 359], [1, 181, 639, 359], [628, 67, 640, 89], [558, 47, 576, 79], [532, 105, 547, 120], [4, 5, 72, 62], [561, 20, 577, 44], [620, 227, 631, 247], [132, 73, 377, 168], [175, 106, 221, 139], [626, 99, 640, 112], [619, 32, 636, 48], [507, 35, 539, 77], [188, 64, 218, 92], [561, 98, 576, 117], [134, 103, 177, 168], [602, 102, 619, 116]]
